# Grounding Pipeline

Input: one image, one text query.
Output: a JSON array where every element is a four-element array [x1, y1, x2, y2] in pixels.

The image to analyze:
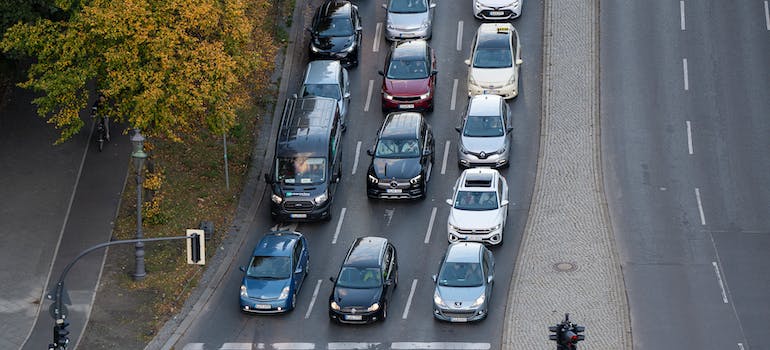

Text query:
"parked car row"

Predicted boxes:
[[246, 0, 527, 324]]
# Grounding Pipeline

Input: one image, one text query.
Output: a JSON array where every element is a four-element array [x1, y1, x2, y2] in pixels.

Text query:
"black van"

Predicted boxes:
[[265, 96, 343, 221]]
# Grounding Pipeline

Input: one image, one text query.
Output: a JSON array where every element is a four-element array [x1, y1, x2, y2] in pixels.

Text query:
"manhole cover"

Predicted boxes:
[[553, 262, 577, 272]]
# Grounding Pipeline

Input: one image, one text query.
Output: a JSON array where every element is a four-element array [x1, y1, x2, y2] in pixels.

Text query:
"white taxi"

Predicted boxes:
[[465, 23, 522, 99]]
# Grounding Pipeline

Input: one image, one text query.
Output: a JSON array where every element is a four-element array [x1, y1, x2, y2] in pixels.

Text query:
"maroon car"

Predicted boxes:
[[379, 40, 437, 113]]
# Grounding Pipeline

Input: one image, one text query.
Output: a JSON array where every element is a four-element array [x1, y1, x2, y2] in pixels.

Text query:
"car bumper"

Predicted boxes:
[[473, 6, 521, 20], [448, 227, 503, 245], [367, 181, 425, 199], [310, 50, 357, 67], [382, 95, 433, 112], [240, 297, 291, 314], [433, 306, 487, 322], [385, 28, 430, 41], [270, 200, 332, 222], [457, 151, 509, 168], [329, 309, 382, 324], [468, 82, 518, 99]]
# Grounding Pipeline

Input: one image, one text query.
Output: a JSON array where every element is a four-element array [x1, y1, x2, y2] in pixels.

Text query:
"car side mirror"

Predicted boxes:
[[344, 91, 351, 98], [239, 266, 246, 272], [422, 149, 433, 156], [464, 59, 470, 66], [295, 266, 304, 274], [516, 58, 524, 65], [385, 279, 393, 286], [367, 148, 374, 156], [263, 173, 273, 184], [430, 2, 437, 8], [445, 199, 453, 205], [431, 70, 438, 76], [507, 126, 513, 132], [329, 276, 336, 283], [381, 3, 387, 9], [432, 274, 437, 283], [501, 199, 509, 206], [356, 26, 363, 31], [305, 27, 313, 34], [455, 126, 462, 133], [378, 70, 384, 76], [487, 275, 494, 284]]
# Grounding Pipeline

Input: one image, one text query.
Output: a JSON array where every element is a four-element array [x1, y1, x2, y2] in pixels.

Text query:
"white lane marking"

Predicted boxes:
[[385, 208, 395, 226], [712, 261, 729, 303], [273, 344, 315, 350], [258, 344, 265, 350], [680, 1, 686, 30], [686, 121, 694, 155], [682, 58, 689, 91], [441, 140, 451, 174], [450, 79, 459, 111], [765, 1, 770, 31], [456, 21, 464, 51], [738, 343, 745, 350], [221, 344, 252, 350], [352, 141, 362, 175], [695, 188, 706, 226], [331, 208, 347, 244], [328, 343, 381, 350], [402, 279, 419, 319], [424, 207, 438, 243], [304, 279, 323, 319], [183, 344, 204, 350], [392, 343, 491, 349], [373, 22, 383, 52], [364, 80, 374, 112]]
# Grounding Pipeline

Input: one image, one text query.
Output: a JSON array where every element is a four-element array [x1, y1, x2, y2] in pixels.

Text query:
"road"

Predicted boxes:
[[173, 0, 543, 349], [602, 1, 770, 349]]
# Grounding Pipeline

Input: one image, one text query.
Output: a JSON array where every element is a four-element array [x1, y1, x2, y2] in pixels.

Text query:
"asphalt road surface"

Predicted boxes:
[[602, 1, 770, 349], [174, 1, 543, 349]]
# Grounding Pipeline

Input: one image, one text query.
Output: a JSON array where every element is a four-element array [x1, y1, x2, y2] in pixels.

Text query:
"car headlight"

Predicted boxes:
[[434, 292, 447, 307], [330, 301, 341, 310], [448, 223, 461, 232], [459, 144, 468, 154], [271, 194, 283, 204], [387, 22, 396, 30], [507, 75, 516, 85], [240, 285, 248, 297], [368, 174, 379, 184], [409, 174, 422, 185], [383, 91, 395, 100], [419, 91, 431, 100], [468, 75, 478, 86], [420, 20, 430, 29], [343, 44, 355, 53], [496, 146, 507, 154], [279, 286, 290, 300], [367, 302, 380, 312], [471, 294, 485, 308], [490, 223, 502, 231], [474, 1, 482, 10], [313, 191, 328, 205]]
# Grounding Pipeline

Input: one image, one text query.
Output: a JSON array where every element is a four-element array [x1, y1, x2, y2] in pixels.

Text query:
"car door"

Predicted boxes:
[[292, 242, 303, 293], [428, 46, 437, 94], [482, 248, 495, 300], [341, 67, 350, 121], [381, 245, 395, 306], [498, 175, 508, 223]]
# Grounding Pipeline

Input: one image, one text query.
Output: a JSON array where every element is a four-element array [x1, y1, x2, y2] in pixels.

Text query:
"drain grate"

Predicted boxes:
[[553, 262, 577, 272]]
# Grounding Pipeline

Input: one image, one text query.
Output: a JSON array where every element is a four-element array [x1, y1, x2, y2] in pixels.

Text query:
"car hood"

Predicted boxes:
[[476, 0, 521, 7], [312, 35, 354, 52], [372, 157, 422, 179], [387, 12, 428, 30], [435, 285, 486, 307], [332, 286, 381, 308], [384, 78, 431, 96], [449, 207, 502, 229], [242, 277, 290, 299], [460, 135, 506, 154], [470, 67, 515, 86]]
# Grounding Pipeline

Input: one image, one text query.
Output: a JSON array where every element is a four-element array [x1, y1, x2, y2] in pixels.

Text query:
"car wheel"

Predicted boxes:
[[381, 301, 387, 321], [291, 292, 297, 310]]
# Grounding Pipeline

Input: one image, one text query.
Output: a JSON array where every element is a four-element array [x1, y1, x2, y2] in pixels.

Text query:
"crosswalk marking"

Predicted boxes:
[[184, 342, 492, 350], [328, 343, 381, 349]]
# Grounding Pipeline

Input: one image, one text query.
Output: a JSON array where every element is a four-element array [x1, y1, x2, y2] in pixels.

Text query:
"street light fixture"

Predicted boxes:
[[131, 129, 148, 280]]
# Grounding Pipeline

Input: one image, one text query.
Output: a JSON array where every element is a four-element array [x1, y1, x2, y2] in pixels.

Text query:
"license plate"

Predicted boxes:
[[399, 104, 414, 109], [489, 11, 504, 16], [450, 317, 468, 322], [345, 315, 363, 321], [255, 304, 271, 310], [290, 213, 307, 219], [386, 189, 402, 193]]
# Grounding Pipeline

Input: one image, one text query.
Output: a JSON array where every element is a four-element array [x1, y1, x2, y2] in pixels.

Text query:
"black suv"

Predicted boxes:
[[308, 0, 362, 68], [329, 237, 398, 324], [366, 112, 434, 199]]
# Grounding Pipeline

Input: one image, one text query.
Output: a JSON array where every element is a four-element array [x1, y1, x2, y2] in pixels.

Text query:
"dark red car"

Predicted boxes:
[[379, 40, 437, 113]]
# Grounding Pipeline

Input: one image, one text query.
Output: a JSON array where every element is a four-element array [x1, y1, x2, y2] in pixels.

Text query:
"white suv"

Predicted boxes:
[[446, 168, 509, 245]]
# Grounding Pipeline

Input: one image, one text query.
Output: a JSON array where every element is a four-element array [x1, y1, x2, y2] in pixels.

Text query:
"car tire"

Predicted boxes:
[[381, 301, 387, 321], [291, 292, 297, 310]]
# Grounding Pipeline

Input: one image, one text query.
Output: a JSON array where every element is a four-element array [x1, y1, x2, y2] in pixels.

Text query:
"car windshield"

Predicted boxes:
[[302, 83, 341, 100], [388, 0, 428, 13], [375, 138, 420, 158], [246, 256, 291, 279], [317, 16, 354, 37], [472, 37, 513, 68], [387, 59, 429, 80], [438, 262, 484, 287], [336, 267, 382, 288], [453, 190, 498, 211], [464, 115, 504, 137], [276, 157, 326, 184]]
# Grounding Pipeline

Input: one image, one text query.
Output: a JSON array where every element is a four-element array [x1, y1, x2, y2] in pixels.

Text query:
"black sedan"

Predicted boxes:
[[366, 112, 435, 199], [308, 0, 362, 68]]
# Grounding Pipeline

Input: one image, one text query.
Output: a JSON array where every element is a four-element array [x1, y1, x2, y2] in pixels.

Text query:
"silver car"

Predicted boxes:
[[473, 0, 523, 20], [456, 94, 512, 168], [433, 242, 494, 322], [383, 0, 436, 41], [446, 168, 508, 245], [299, 60, 351, 128]]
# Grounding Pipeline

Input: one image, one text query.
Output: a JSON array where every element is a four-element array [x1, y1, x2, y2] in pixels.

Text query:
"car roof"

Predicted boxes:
[[391, 40, 428, 60], [445, 242, 483, 263], [319, 0, 352, 18], [304, 60, 342, 85], [276, 97, 337, 156], [380, 112, 422, 139], [468, 95, 504, 117], [344, 236, 388, 268], [251, 231, 302, 257], [458, 168, 499, 190], [476, 23, 515, 49]]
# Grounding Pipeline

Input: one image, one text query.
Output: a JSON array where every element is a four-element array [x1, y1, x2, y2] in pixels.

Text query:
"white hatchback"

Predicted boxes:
[[473, 0, 523, 20], [446, 168, 509, 245]]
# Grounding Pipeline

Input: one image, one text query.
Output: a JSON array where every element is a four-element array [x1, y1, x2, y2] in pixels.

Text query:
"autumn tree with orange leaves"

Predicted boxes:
[[1, 0, 277, 143]]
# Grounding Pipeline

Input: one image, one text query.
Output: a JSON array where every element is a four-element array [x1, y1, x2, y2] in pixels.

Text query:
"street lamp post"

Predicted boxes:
[[131, 129, 148, 280]]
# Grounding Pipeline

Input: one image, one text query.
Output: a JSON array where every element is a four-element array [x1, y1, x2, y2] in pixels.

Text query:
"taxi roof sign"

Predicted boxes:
[[497, 26, 510, 33]]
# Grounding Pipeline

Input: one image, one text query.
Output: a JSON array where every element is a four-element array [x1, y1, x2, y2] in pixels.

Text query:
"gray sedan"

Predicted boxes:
[[383, 0, 436, 41], [433, 242, 494, 322]]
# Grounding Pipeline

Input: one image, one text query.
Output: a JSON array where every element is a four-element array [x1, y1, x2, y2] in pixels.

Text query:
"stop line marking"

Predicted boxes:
[[185, 342, 492, 350]]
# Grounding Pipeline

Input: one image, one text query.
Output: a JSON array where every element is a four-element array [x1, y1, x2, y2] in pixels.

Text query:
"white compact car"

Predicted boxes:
[[465, 23, 523, 99], [473, 0, 523, 20], [446, 168, 509, 245]]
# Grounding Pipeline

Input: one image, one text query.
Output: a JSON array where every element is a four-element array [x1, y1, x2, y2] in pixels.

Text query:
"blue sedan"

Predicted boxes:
[[239, 231, 309, 313]]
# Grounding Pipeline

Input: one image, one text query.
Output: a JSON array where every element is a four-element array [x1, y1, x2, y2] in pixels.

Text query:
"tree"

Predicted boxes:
[[1, 0, 277, 143]]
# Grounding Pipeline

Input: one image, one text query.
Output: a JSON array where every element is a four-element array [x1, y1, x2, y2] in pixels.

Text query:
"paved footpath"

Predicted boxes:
[[502, 0, 632, 349]]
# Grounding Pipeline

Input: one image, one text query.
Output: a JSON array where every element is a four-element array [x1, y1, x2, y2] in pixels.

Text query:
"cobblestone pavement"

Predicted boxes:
[[502, 0, 632, 349]]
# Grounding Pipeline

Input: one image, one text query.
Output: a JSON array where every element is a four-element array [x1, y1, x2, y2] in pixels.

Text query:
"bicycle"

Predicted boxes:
[[91, 99, 110, 152]]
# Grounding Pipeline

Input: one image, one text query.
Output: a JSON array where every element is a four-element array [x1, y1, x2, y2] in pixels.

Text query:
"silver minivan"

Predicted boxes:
[[456, 94, 512, 168], [299, 60, 351, 128]]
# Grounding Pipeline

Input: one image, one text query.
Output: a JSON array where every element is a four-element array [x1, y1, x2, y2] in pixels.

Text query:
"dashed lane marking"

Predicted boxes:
[[352, 141, 362, 175], [686, 121, 693, 155], [680, 1, 686, 30], [374, 23, 383, 52], [712, 261, 729, 304], [364, 80, 374, 112], [450, 79, 459, 111], [304, 279, 323, 319], [456, 21, 464, 51], [424, 207, 437, 244], [441, 141, 451, 175], [402, 279, 418, 319], [331, 208, 347, 244], [682, 58, 689, 91], [695, 187, 706, 226]]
